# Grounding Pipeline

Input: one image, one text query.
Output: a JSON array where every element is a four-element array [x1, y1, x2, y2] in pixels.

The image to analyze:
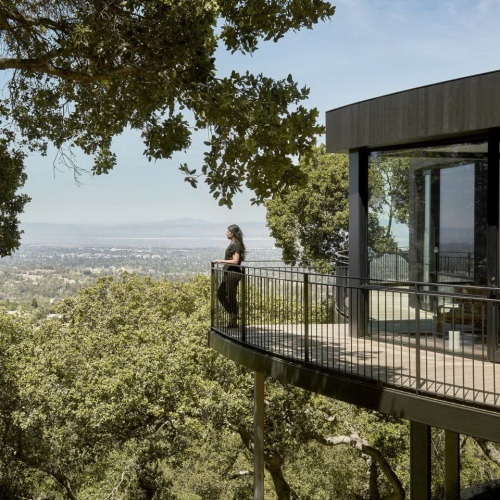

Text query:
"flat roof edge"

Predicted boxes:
[[326, 69, 500, 115], [326, 70, 500, 152]]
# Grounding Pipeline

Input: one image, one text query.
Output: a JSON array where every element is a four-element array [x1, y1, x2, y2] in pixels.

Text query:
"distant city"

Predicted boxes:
[[19, 218, 276, 248], [0, 243, 282, 320]]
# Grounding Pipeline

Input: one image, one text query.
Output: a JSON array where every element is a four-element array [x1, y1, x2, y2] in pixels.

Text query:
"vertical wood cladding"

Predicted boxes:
[[326, 70, 500, 152]]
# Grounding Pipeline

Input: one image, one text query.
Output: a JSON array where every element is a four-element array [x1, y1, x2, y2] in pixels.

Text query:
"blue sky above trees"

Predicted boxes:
[[19, 0, 500, 225]]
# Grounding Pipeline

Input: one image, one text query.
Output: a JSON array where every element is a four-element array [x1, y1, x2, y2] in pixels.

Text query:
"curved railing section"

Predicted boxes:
[[211, 263, 500, 410]]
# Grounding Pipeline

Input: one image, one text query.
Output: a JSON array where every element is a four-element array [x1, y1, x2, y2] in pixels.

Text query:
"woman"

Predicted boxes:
[[214, 224, 245, 327]]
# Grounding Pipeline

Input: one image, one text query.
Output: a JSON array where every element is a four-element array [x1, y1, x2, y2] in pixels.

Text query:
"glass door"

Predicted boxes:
[[436, 163, 477, 284]]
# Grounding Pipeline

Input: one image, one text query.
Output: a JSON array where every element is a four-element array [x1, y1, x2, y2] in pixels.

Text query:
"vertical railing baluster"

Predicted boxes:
[[415, 283, 421, 391], [211, 262, 215, 329], [304, 272, 309, 363], [396, 250, 400, 282], [241, 268, 246, 343]]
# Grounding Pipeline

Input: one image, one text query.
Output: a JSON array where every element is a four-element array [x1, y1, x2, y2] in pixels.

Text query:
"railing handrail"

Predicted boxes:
[[212, 261, 500, 294]]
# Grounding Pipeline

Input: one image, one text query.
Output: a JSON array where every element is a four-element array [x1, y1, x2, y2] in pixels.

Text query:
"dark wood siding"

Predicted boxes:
[[326, 70, 500, 152]]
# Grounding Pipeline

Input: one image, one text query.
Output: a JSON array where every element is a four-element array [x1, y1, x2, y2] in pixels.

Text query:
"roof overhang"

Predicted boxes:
[[326, 70, 500, 153]]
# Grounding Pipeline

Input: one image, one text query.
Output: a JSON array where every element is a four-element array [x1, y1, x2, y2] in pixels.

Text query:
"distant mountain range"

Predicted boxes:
[[19, 219, 276, 248]]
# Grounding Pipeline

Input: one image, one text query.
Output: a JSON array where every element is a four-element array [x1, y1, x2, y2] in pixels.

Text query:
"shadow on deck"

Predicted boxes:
[[215, 322, 500, 408]]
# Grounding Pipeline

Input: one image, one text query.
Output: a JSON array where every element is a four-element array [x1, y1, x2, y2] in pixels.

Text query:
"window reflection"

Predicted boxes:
[[368, 141, 488, 285]]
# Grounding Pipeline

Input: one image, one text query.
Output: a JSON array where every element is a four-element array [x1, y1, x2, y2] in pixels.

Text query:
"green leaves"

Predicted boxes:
[[0, 139, 30, 257], [218, 0, 335, 53], [0, 0, 335, 253], [190, 71, 322, 207], [0, 274, 249, 496], [266, 146, 349, 270], [266, 146, 412, 269]]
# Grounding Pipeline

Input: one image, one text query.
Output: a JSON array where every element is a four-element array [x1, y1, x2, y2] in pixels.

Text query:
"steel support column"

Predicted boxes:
[[487, 129, 500, 361], [410, 421, 431, 500], [348, 149, 369, 337], [254, 372, 265, 500], [445, 430, 460, 499]]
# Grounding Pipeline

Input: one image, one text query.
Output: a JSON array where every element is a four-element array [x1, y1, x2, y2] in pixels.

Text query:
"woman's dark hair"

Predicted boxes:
[[228, 224, 246, 261]]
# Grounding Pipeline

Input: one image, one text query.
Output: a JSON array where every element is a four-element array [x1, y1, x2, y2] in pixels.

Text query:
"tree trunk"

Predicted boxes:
[[369, 459, 381, 500], [264, 451, 299, 500], [138, 475, 156, 500], [237, 425, 299, 500], [310, 432, 405, 500], [16, 446, 78, 500]]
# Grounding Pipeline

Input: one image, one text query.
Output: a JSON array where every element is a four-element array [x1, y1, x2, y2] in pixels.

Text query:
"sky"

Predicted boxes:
[[16, 0, 500, 226]]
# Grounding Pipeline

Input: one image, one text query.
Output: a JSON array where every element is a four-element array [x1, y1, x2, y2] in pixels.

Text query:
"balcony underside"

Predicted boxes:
[[209, 326, 500, 442]]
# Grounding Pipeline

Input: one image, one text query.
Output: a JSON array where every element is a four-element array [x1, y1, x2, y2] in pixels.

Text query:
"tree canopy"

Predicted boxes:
[[0, 0, 335, 255], [0, 139, 30, 256], [266, 145, 349, 270], [0, 273, 499, 497], [266, 146, 409, 271]]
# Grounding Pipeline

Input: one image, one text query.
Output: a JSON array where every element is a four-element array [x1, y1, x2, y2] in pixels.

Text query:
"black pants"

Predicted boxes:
[[217, 271, 241, 316]]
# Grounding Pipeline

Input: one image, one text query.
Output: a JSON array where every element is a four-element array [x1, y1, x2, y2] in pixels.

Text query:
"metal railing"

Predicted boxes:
[[211, 262, 500, 410], [438, 252, 474, 278], [369, 248, 409, 282]]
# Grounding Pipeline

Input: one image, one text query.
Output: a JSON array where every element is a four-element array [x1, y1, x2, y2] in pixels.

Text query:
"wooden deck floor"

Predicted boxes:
[[219, 322, 500, 408]]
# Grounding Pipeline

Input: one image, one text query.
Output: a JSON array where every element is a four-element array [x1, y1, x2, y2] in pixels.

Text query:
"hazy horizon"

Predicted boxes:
[[19, 219, 277, 248], [15, 1, 500, 227]]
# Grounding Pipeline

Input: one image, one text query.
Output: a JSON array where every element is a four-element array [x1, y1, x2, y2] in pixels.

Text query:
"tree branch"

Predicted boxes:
[[18, 457, 77, 499], [0, 7, 75, 32], [0, 56, 158, 82], [311, 432, 405, 500], [229, 470, 252, 480], [474, 437, 500, 466], [237, 425, 299, 500]]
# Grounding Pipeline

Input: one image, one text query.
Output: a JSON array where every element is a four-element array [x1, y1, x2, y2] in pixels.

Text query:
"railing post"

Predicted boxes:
[[487, 288, 498, 362], [396, 250, 399, 282], [415, 283, 422, 390], [241, 268, 247, 343], [304, 272, 309, 363]]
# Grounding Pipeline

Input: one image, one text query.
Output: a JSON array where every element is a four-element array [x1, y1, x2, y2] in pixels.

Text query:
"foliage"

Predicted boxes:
[[369, 155, 409, 229], [0, 272, 402, 498], [266, 145, 349, 271], [0, 1, 335, 254], [368, 154, 410, 256], [0, 139, 30, 256], [266, 146, 410, 270], [1, 271, 499, 498], [0, 274, 249, 497]]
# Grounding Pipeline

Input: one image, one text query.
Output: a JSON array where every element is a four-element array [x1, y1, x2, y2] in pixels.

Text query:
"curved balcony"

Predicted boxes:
[[209, 262, 500, 442]]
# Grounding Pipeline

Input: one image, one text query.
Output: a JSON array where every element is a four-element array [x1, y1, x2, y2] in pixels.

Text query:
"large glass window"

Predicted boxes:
[[368, 141, 488, 285]]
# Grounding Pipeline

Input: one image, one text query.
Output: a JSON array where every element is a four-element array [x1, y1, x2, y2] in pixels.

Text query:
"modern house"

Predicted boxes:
[[210, 70, 500, 499]]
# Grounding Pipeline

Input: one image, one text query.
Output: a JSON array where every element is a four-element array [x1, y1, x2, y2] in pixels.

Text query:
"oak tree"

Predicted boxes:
[[266, 145, 349, 270], [266, 146, 407, 271], [0, 0, 335, 255]]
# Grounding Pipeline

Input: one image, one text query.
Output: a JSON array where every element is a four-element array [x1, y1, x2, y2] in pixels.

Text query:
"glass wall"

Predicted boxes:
[[367, 140, 491, 358], [368, 141, 488, 285]]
